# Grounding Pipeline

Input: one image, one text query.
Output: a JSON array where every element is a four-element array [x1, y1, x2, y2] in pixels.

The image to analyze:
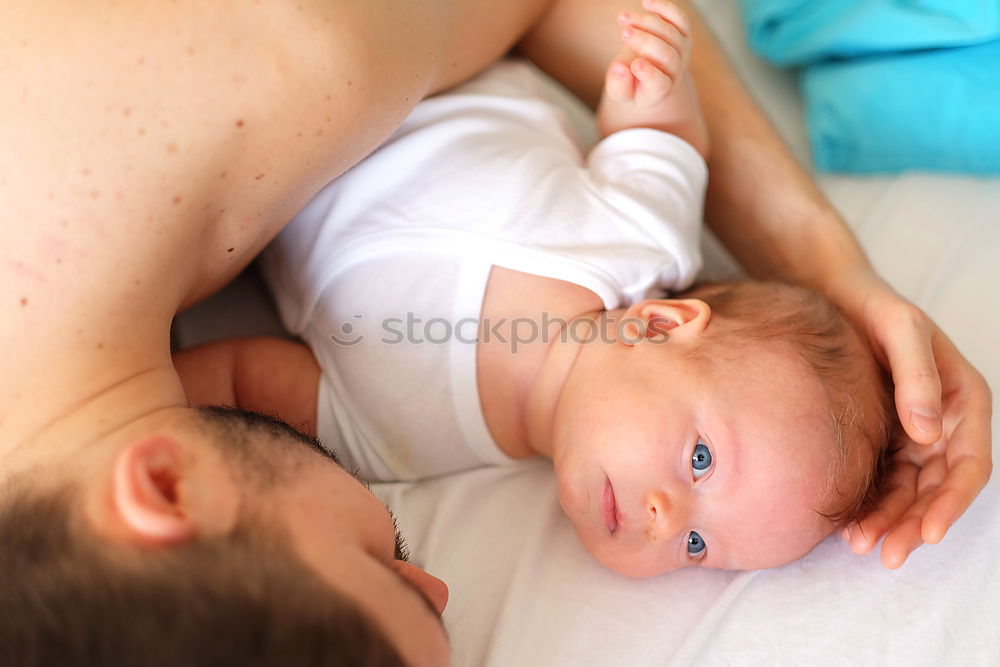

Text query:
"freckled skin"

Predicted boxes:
[[0, 1, 605, 664]]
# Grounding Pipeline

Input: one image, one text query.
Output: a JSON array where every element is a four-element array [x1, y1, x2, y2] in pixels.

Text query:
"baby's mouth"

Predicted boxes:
[[602, 477, 620, 535]]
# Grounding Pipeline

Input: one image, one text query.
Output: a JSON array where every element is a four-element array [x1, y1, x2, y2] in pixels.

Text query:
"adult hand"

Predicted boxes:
[[830, 267, 993, 568]]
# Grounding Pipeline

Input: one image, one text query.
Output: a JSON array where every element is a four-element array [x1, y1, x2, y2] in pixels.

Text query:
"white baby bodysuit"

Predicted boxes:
[[258, 59, 707, 481]]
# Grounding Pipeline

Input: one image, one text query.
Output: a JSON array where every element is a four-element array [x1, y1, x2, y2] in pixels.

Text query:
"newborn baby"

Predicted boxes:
[[176, 2, 894, 577]]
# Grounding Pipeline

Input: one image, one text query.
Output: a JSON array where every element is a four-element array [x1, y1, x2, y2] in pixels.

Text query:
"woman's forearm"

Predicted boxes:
[[674, 0, 871, 291]]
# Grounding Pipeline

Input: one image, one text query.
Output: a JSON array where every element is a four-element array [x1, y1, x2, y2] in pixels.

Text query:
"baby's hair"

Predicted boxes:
[[675, 281, 897, 527]]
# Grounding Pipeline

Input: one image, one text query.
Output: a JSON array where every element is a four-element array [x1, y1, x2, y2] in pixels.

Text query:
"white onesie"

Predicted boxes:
[[258, 59, 708, 481]]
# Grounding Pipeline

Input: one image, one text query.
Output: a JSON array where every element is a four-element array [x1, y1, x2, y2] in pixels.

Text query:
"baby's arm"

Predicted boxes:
[[596, 1, 708, 157], [173, 337, 321, 436]]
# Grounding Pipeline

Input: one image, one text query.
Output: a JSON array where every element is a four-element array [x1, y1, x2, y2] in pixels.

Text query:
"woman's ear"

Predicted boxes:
[[621, 298, 711, 345], [112, 435, 199, 545]]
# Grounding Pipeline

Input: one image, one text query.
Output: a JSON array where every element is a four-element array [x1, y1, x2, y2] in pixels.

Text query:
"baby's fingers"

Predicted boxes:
[[628, 58, 674, 107], [603, 60, 636, 104], [638, 0, 691, 36], [621, 25, 684, 81], [618, 7, 689, 59]]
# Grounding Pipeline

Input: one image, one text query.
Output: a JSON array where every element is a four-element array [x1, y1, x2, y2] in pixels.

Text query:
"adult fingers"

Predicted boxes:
[[844, 458, 919, 554], [918, 329, 993, 542], [878, 303, 943, 444], [879, 492, 933, 569], [922, 372, 993, 543]]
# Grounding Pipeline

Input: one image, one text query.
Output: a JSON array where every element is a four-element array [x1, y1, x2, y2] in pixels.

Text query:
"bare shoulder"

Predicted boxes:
[[481, 266, 604, 321]]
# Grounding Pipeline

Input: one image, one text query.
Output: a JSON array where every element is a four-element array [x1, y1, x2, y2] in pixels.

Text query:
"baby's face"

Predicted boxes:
[[551, 334, 839, 577]]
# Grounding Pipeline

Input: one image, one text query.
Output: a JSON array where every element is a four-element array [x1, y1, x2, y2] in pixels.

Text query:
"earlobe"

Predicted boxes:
[[112, 435, 198, 545], [622, 298, 711, 344]]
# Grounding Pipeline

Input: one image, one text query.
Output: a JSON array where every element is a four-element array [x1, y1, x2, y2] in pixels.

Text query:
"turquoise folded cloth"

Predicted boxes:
[[805, 40, 1000, 174], [744, 0, 1000, 65], [741, 0, 1000, 174]]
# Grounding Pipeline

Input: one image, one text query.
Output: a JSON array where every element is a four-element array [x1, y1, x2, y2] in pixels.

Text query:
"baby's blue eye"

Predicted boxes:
[[691, 439, 712, 478], [687, 531, 706, 556]]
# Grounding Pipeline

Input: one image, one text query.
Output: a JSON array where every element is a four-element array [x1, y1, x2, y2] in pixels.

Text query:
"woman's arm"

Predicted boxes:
[[519, 0, 992, 567], [173, 337, 321, 437]]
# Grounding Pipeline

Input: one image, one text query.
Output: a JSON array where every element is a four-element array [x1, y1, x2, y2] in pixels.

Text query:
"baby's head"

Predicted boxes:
[[550, 281, 895, 577]]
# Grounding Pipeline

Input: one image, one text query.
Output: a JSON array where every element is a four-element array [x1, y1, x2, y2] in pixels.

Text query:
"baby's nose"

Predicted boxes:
[[644, 490, 688, 543]]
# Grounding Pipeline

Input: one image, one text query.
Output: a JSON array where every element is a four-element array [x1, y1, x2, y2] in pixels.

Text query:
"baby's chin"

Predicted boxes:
[[602, 555, 678, 579]]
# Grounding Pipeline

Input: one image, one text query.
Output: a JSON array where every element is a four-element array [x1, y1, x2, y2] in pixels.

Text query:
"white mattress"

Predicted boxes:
[[172, 0, 1000, 663]]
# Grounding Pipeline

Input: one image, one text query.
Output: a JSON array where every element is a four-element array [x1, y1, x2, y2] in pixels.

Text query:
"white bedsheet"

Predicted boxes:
[[173, 0, 999, 663], [374, 163, 1000, 665]]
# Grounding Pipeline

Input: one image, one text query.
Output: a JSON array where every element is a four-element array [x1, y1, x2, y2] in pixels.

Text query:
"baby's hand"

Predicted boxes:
[[595, 0, 707, 155], [604, 0, 691, 109]]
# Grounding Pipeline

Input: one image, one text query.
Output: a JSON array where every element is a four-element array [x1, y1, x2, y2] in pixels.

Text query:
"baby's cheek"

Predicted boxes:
[[585, 535, 677, 578]]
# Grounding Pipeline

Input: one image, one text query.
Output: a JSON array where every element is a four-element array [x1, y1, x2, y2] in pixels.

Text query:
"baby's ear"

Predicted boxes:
[[621, 298, 711, 344]]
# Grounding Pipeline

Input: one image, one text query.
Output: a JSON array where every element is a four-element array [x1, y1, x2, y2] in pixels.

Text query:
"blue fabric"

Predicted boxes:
[[804, 40, 1000, 173], [741, 0, 1000, 173], [743, 0, 1000, 65]]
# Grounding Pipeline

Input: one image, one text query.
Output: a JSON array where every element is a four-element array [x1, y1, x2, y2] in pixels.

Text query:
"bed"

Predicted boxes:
[[172, 0, 1000, 663]]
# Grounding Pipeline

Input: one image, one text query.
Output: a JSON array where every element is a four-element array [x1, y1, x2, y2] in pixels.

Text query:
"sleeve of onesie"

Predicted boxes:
[[583, 129, 708, 291]]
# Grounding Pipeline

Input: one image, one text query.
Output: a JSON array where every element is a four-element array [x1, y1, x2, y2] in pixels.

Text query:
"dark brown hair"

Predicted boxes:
[[677, 281, 897, 526], [0, 475, 406, 667]]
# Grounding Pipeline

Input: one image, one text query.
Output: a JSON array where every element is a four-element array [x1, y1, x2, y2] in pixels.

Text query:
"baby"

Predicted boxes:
[[176, 2, 894, 577]]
